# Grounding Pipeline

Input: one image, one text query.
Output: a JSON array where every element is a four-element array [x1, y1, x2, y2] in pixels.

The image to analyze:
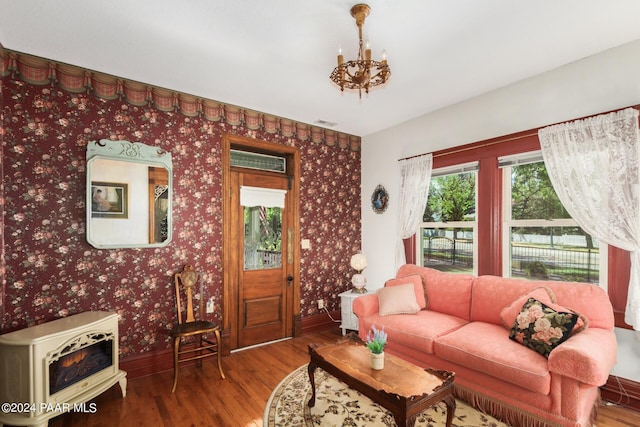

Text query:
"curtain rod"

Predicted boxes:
[[398, 105, 640, 162], [397, 152, 431, 162], [398, 131, 539, 162]]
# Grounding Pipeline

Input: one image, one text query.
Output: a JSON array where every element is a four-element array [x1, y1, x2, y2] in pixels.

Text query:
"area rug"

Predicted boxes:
[[264, 364, 511, 426]]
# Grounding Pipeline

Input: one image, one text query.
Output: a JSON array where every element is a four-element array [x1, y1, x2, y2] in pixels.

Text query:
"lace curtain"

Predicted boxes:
[[396, 154, 433, 270], [538, 107, 640, 329]]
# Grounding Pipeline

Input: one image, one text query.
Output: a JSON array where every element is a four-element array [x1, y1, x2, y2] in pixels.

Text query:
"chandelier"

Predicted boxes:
[[330, 3, 391, 98]]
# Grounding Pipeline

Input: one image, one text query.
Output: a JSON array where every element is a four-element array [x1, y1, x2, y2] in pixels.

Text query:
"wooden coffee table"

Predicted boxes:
[[308, 334, 455, 427]]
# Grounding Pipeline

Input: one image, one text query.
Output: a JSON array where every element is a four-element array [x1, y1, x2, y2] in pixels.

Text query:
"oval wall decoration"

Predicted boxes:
[[371, 184, 389, 214]]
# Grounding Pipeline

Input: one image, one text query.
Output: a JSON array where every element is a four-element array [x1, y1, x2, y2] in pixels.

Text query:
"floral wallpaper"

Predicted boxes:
[[0, 70, 361, 357]]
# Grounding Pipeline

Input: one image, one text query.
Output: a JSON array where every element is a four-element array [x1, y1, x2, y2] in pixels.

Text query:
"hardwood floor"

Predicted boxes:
[[43, 328, 640, 427]]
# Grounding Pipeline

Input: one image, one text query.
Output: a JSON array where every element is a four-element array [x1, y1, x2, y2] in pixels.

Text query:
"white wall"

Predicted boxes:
[[361, 38, 640, 382]]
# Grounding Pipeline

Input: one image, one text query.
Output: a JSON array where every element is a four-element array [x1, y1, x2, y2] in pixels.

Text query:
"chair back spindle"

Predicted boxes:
[[174, 264, 199, 324]]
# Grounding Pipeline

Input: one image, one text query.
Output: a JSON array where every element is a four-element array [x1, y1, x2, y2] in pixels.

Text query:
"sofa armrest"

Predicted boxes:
[[548, 328, 617, 386], [352, 294, 379, 318]]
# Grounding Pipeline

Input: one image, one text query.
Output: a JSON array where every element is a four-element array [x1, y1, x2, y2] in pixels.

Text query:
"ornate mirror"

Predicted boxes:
[[86, 139, 172, 248]]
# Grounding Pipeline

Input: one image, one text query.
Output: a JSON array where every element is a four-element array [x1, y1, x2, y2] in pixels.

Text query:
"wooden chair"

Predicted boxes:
[[171, 264, 225, 393]]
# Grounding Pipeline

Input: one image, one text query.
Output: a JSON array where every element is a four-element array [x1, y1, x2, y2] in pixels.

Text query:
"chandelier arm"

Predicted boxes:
[[369, 69, 387, 82]]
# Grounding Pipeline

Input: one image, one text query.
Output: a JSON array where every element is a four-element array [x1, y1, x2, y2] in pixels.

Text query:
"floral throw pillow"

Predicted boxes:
[[509, 298, 578, 358]]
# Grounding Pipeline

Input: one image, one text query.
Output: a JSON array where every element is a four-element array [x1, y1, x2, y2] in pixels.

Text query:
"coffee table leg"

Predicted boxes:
[[398, 414, 417, 427], [307, 361, 317, 407], [443, 395, 456, 427]]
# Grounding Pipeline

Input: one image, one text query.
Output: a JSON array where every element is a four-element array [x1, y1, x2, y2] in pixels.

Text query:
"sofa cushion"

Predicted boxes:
[[509, 298, 579, 358], [384, 274, 427, 309], [545, 283, 609, 329], [434, 322, 552, 395], [397, 264, 474, 320], [377, 283, 421, 316], [500, 287, 556, 329], [470, 274, 614, 329], [358, 310, 469, 354]]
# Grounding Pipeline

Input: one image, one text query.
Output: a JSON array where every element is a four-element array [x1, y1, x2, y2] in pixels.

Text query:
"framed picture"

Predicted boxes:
[[91, 181, 128, 218], [371, 184, 389, 214]]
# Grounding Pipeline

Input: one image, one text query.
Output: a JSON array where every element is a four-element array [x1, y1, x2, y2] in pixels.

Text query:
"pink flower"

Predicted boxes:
[[532, 318, 564, 344], [515, 303, 545, 329]]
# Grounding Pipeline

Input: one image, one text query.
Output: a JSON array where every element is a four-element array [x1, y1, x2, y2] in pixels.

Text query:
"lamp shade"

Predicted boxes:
[[350, 253, 367, 272]]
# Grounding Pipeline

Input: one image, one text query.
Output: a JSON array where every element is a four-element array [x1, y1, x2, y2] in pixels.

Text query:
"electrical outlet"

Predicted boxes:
[[206, 297, 214, 314], [317, 299, 324, 309]]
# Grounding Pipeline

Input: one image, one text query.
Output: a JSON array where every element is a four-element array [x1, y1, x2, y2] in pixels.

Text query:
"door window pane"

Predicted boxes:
[[244, 206, 282, 270]]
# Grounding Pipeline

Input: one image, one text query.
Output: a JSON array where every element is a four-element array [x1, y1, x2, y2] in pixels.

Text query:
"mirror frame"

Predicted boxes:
[[86, 139, 173, 249]]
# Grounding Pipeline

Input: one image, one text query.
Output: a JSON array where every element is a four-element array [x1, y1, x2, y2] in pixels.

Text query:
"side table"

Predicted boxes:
[[339, 289, 374, 335]]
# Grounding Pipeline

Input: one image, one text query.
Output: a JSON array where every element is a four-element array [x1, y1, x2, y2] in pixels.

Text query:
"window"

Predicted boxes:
[[417, 162, 478, 274], [240, 186, 286, 271], [501, 152, 607, 285], [412, 129, 624, 327], [244, 206, 282, 270]]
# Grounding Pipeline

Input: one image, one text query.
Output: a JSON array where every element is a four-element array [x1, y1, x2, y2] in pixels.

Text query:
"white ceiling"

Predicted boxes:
[[3, 0, 640, 137]]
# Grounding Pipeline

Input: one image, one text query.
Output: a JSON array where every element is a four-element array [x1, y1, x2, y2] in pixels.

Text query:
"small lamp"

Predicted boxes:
[[350, 253, 368, 293]]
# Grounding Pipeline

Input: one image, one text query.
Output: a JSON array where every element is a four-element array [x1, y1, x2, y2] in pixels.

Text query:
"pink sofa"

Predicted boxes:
[[352, 264, 617, 427]]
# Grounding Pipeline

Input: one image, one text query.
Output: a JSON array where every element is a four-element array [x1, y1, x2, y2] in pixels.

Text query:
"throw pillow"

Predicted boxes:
[[384, 274, 427, 309], [509, 298, 579, 358], [500, 287, 556, 330], [377, 283, 421, 316], [540, 300, 589, 334]]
